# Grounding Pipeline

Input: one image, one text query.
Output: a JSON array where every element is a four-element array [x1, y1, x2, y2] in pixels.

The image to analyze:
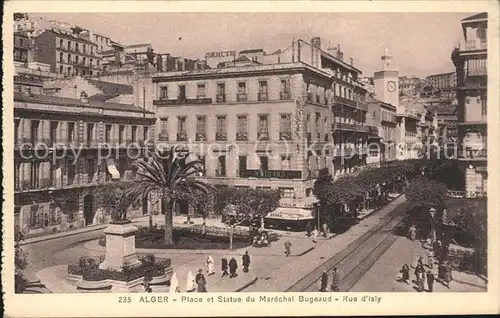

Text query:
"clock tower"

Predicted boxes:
[[373, 48, 399, 108]]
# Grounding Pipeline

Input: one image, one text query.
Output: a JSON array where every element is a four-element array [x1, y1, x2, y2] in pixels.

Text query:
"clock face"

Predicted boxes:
[[387, 81, 397, 92]]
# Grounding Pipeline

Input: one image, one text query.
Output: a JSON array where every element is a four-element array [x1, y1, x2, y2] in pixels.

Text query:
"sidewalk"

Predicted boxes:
[[243, 195, 408, 292], [350, 236, 487, 292]]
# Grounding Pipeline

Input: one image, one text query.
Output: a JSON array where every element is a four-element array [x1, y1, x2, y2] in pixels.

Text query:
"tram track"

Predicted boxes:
[[285, 200, 411, 292]]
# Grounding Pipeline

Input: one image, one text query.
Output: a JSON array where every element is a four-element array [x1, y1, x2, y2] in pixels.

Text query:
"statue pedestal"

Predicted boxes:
[[99, 222, 141, 271]]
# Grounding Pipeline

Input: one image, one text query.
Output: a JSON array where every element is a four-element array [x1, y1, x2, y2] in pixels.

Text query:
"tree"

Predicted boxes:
[[128, 147, 214, 245], [405, 176, 448, 242], [14, 13, 29, 21], [14, 229, 45, 293], [214, 187, 280, 249], [95, 180, 137, 223]]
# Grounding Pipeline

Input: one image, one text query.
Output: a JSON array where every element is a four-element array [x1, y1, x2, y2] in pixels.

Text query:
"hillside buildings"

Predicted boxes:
[[451, 12, 488, 196]]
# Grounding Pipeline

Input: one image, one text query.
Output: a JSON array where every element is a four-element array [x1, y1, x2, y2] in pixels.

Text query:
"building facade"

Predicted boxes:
[[451, 12, 488, 196], [14, 83, 156, 238], [426, 72, 457, 91], [366, 95, 398, 163], [34, 27, 101, 77], [152, 38, 370, 217]]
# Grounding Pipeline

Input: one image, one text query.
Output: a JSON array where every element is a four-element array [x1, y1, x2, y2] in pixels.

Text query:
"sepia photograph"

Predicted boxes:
[[2, 1, 499, 317]]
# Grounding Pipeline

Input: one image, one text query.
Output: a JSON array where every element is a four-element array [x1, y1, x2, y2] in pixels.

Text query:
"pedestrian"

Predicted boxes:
[[409, 224, 416, 241], [143, 272, 152, 293], [170, 271, 180, 293], [284, 240, 292, 257], [242, 251, 251, 273], [312, 227, 319, 243], [186, 271, 196, 292], [414, 264, 424, 283], [306, 221, 312, 237], [417, 270, 425, 292], [330, 268, 340, 292], [426, 270, 435, 292], [433, 240, 441, 260], [443, 263, 452, 289], [427, 250, 435, 269], [229, 257, 238, 278], [401, 264, 410, 284], [320, 271, 329, 292], [195, 269, 207, 292], [322, 223, 328, 238], [206, 256, 215, 276], [441, 242, 450, 263], [417, 255, 424, 267], [221, 257, 229, 277]]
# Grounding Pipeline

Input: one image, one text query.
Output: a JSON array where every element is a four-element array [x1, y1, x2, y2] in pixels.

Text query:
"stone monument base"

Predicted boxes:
[[99, 222, 141, 271]]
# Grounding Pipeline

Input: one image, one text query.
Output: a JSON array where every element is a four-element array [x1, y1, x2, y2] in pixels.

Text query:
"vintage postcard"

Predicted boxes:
[[2, 1, 499, 317]]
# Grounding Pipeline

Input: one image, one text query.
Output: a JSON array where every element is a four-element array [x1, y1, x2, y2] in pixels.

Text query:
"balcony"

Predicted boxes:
[[216, 94, 226, 103], [195, 132, 207, 141], [176, 132, 188, 142], [468, 67, 487, 77], [333, 96, 356, 108], [16, 178, 53, 192], [457, 39, 487, 52], [236, 132, 248, 141], [257, 131, 269, 141], [279, 132, 292, 141], [280, 91, 291, 100], [258, 92, 269, 102], [332, 122, 370, 133], [153, 97, 212, 106], [237, 93, 247, 102], [460, 148, 487, 161], [239, 169, 302, 179], [215, 132, 227, 141]]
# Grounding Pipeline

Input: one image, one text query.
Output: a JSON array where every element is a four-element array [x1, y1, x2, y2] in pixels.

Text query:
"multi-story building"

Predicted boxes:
[[399, 76, 422, 97], [152, 37, 370, 218], [451, 12, 488, 196], [426, 72, 457, 91], [13, 78, 156, 238], [14, 32, 31, 63], [14, 62, 64, 95], [366, 95, 398, 163], [34, 25, 101, 77]]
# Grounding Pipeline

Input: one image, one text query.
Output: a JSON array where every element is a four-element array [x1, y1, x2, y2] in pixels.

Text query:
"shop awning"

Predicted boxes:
[[266, 207, 314, 221], [106, 159, 121, 180]]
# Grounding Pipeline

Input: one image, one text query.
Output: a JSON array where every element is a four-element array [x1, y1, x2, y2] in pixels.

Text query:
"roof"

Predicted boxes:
[[87, 93, 119, 102], [14, 92, 153, 114], [45, 29, 96, 46], [365, 95, 397, 110], [126, 43, 152, 49], [239, 49, 264, 54], [87, 79, 133, 95], [462, 12, 488, 22], [234, 55, 251, 62]]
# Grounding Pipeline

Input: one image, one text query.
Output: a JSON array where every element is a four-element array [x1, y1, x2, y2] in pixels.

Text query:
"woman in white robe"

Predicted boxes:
[[206, 256, 215, 275], [170, 272, 180, 293], [186, 271, 196, 292]]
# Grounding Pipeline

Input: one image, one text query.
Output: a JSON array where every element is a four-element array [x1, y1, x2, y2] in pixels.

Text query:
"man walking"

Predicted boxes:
[[221, 257, 229, 277], [284, 240, 292, 257], [427, 250, 435, 269], [320, 271, 329, 292], [229, 257, 238, 278], [242, 251, 251, 273], [330, 268, 340, 292], [426, 270, 435, 292]]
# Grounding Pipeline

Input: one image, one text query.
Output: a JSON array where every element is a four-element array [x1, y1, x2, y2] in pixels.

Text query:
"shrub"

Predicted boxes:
[[139, 254, 156, 266]]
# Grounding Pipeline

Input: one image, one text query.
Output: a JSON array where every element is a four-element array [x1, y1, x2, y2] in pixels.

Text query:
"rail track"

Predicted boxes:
[[285, 200, 411, 292]]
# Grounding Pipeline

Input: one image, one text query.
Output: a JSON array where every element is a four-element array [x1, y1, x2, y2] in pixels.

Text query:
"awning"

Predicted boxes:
[[266, 207, 314, 221], [106, 159, 121, 180]]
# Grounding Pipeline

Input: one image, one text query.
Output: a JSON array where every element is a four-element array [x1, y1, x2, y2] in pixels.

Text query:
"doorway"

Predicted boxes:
[[83, 195, 95, 226]]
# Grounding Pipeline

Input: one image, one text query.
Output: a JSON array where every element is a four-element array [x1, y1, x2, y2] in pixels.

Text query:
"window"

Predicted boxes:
[[30, 161, 40, 188], [75, 43, 79, 52], [260, 156, 269, 171], [87, 159, 95, 183], [195, 116, 206, 141], [30, 120, 39, 144], [178, 85, 186, 101], [279, 114, 292, 140], [197, 84, 206, 98], [87, 123, 94, 145], [68, 41, 71, 50], [50, 121, 58, 145], [239, 156, 247, 171], [143, 126, 149, 141], [67, 53, 71, 63], [105, 124, 112, 143], [258, 115, 269, 140], [306, 188, 313, 197], [238, 82, 246, 94], [83, 44, 86, 53], [177, 117, 187, 141], [217, 83, 226, 102], [236, 115, 248, 141], [281, 156, 291, 170], [30, 205, 42, 228], [75, 55, 79, 63], [83, 57, 86, 66], [67, 162, 75, 185], [258, 81, 268, 101], [159, 118, 168, 140], [216, 156, 226, 177], [59, 52, 63, 62], [67, 122, 75, 142], [119, 125, 125, 143], [280, 188, 294, 198], [280, 79, 291, 99], [160, 86, 168, 99], [59, 39, 64, 48], [131, 125, 137, 142], [14, 162, 21, 190], [216, 116, 227, 141]]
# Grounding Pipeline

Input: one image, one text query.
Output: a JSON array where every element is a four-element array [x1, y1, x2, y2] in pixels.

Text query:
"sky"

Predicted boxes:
[[29, 12, 475, 78]]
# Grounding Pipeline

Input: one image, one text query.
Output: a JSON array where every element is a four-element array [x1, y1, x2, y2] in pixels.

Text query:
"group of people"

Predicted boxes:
[[306, 222, 330, 243], [320, 267, 340, 292], [399, 253, 453, 292], [252, 233, 270, 248]]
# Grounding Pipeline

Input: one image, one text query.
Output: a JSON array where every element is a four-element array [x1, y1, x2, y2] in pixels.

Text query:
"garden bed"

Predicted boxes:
[[98, 225, 278, 250], [68, 255, 171, 283]]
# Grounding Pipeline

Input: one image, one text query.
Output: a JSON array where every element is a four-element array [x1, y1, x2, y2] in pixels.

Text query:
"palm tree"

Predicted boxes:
[[128, 146, 214, 245]]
